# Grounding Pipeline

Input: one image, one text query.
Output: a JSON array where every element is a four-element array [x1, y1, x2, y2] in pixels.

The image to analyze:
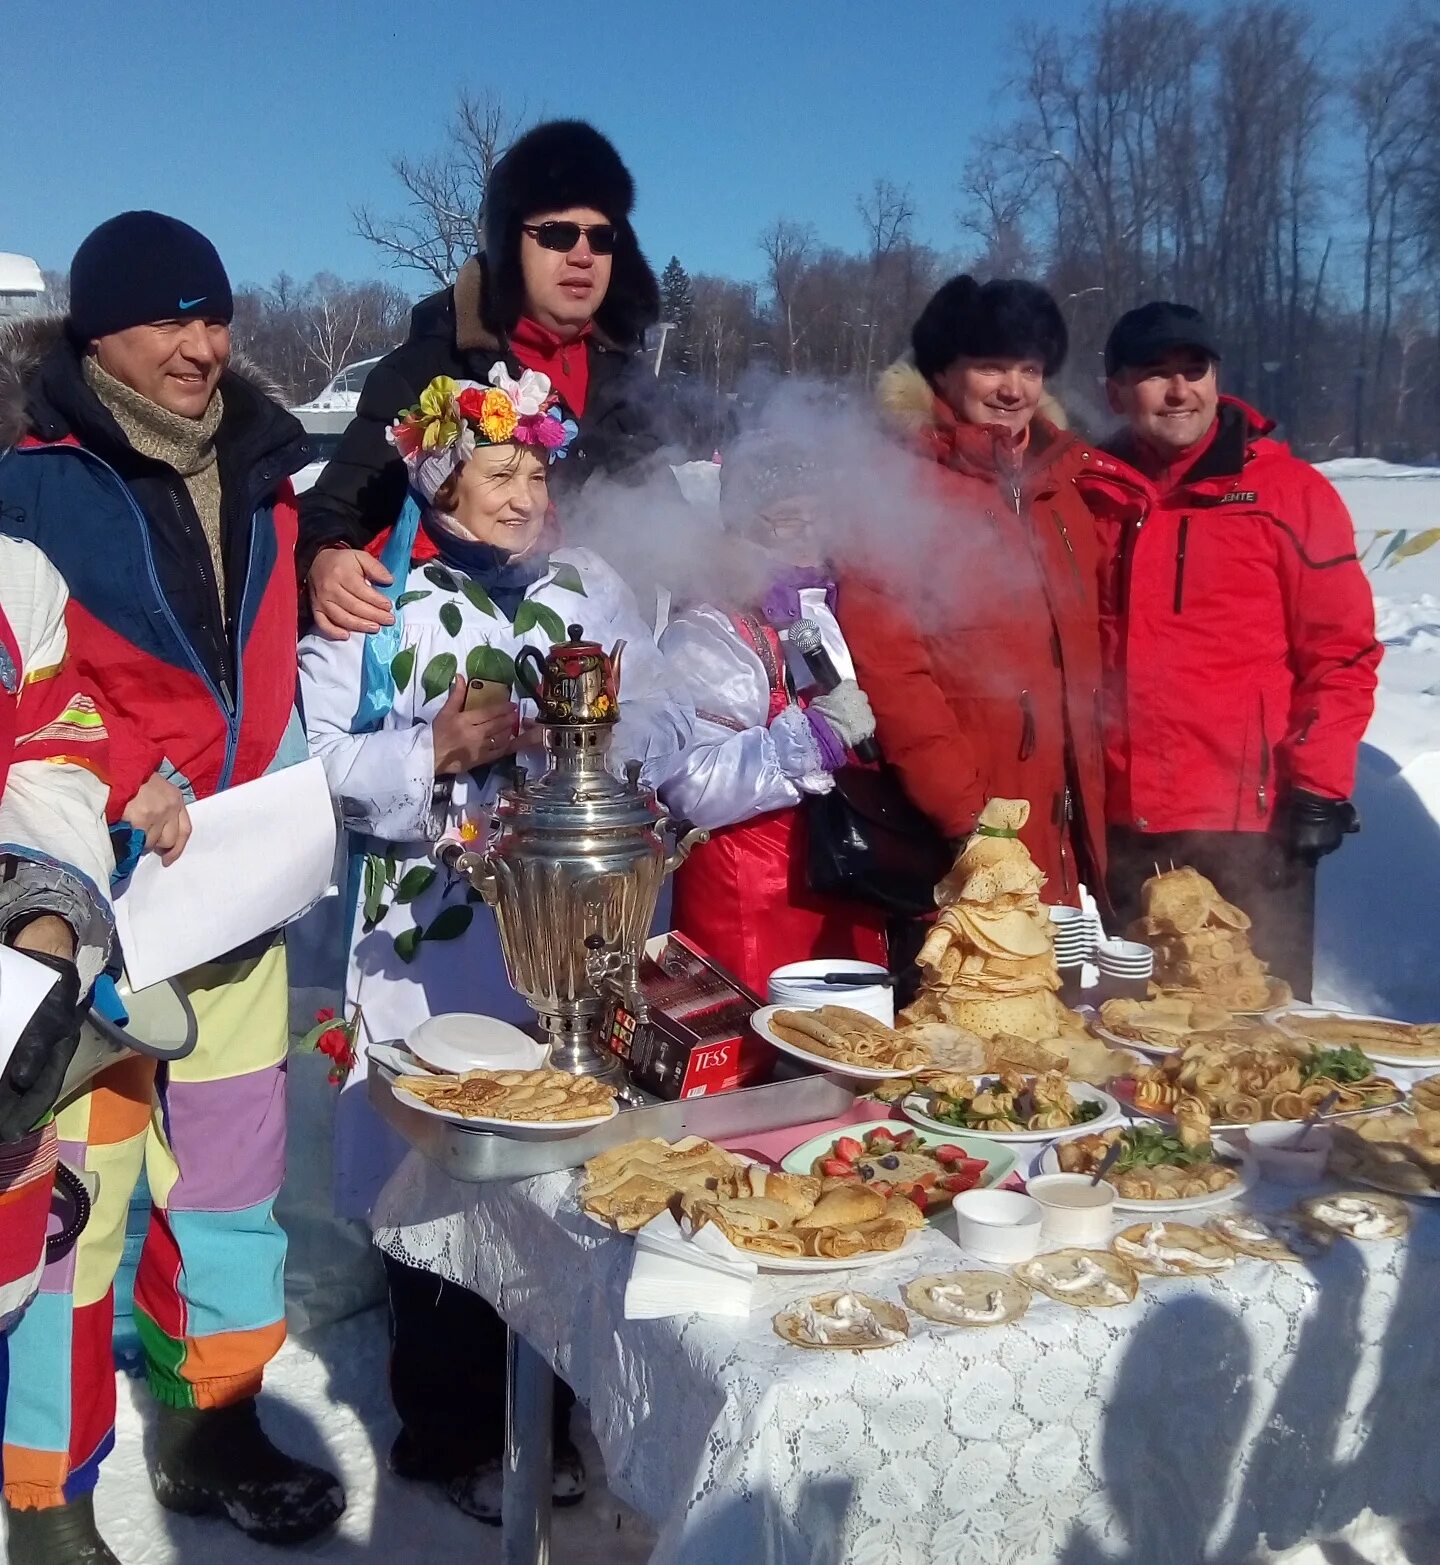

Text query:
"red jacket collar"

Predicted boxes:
[[1086, 395, 1279, 503], [920, 392, 1070, 488]]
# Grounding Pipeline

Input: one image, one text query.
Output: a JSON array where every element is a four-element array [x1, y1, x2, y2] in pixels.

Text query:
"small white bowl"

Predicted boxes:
[[1026, 1173, 1117, 1246], [951, 1189, 1044, 1264], [766, 959, 895, 1025], [1245, 1121, 1330, 1185], [1097, 939, 1153, 968]]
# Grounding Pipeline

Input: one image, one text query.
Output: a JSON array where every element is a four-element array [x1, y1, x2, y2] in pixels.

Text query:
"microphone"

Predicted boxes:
[[789, 619, 881, 764]]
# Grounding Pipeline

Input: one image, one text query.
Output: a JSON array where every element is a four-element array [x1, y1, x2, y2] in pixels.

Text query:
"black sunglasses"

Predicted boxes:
[[521, 221, 619, 255]]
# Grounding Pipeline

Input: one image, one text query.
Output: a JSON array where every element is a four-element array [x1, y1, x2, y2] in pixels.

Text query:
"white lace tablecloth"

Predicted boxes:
[[373, 1155, 1440, 1565]]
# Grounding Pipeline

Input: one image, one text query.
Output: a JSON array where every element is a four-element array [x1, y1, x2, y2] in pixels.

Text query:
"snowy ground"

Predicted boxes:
[[8, 460, 1440, 1563]]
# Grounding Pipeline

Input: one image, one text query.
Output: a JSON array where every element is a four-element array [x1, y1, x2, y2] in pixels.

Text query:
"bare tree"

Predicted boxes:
[[759, 219, 817, 373], [958, 147, 1040, 277], [1349, 19, 1429, 451], [857, 179, 916, 384], [354, 91, 525, 286], [691, 274, 761, 398], [232, 273, 412, 402]]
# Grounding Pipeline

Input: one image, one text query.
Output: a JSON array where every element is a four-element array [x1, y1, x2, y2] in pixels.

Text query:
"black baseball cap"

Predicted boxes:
[[1104, 302, 1221, 378]]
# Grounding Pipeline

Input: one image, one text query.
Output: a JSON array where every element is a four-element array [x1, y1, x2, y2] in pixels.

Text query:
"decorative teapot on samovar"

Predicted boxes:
[[440, 626, 705, 1082], [514, 623, 622, 724]]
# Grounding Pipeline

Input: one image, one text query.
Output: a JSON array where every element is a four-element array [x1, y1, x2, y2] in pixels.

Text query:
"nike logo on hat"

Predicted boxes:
[[178, 296, 207, 310]]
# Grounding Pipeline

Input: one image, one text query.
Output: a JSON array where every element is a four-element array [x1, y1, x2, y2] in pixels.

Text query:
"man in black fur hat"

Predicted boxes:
[[300, 118, 675, 638]]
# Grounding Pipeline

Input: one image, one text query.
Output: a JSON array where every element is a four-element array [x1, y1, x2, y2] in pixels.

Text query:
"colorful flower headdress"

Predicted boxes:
[[387, 365, 579, 501]]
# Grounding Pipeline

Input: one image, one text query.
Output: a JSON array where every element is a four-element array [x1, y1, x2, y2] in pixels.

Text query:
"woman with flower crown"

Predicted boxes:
[[298, 366, 690, 1524]]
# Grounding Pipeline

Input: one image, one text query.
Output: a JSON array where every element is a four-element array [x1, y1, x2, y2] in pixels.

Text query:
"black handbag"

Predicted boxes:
[[805, 764, 952, 919]]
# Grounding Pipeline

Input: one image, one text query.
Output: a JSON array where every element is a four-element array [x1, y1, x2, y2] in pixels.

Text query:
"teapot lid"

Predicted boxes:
[[554, 623, 602, 654]]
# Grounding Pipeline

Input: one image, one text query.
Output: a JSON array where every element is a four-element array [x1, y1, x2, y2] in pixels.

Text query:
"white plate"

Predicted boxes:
[[406, 1013, 548, 1075], [750, 1004, 917, 1081], [1273, 1007, 1440, 1068], [391, 1083, 619, 1139], [749, 1229, 929, 1273], [1035, 1139, 1257, 1213], [900, 1081, 1122, 1143], [1088, 1020, 1183, 1059]]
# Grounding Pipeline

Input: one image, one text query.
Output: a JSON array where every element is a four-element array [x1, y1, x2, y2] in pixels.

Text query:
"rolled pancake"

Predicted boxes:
[[793, 1186, 887, 1230]]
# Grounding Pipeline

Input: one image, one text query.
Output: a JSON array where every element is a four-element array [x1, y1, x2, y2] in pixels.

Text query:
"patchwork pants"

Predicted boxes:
[[0, 1126, 57, 1333], [1, 941, 289, 1510]]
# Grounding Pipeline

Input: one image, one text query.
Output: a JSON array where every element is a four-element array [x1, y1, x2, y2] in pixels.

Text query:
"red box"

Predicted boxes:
[[602, 933, 772, 1099]]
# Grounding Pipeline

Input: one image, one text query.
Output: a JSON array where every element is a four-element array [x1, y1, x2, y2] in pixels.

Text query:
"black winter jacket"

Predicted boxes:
[[296, 257, 681, 577]]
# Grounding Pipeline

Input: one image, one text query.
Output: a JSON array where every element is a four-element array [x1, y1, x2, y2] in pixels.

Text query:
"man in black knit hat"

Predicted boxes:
[[0, 210, 343, 1563], [299, 118, 678, 638]]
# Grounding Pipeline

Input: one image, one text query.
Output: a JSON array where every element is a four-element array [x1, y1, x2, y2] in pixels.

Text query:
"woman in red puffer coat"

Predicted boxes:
[[839, 276, 1107, 906]]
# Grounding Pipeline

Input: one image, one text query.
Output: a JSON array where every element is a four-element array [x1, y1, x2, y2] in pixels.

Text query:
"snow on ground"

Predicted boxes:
[[1315, 460, 1440, 1021], [6, 461, 1440, 1563]]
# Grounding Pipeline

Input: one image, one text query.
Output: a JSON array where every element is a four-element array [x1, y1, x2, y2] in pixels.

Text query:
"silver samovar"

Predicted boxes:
[[439, 624, 705, 1082]]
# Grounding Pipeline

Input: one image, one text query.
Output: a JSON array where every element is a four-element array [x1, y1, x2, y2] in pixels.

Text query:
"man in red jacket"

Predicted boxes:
[[1081, 302, 1380, 999]]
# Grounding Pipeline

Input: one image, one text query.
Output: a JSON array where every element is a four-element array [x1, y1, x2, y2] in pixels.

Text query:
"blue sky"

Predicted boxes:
[[3, 0, 1408, 301]]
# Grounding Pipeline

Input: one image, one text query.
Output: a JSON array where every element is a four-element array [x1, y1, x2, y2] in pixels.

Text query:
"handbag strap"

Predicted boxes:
[[731, 612, 791, 724]]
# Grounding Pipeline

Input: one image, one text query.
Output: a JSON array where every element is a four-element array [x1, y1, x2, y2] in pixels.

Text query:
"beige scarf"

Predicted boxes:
[[84, 357, 228, 613]]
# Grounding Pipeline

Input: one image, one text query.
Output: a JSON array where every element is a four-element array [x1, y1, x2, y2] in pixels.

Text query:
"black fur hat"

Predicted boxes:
[[911, 275, 1068, 382], [482, 119, 660, 349]]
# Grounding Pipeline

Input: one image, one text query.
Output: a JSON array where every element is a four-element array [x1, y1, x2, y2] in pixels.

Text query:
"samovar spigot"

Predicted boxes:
[[583, 934, 648, 1025]]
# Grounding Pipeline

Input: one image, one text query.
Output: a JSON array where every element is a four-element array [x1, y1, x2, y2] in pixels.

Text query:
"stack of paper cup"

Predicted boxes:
[[1095, 939, 1155, 984], [1049, 905, 1098, 969], [766, 959, 895, 1025]]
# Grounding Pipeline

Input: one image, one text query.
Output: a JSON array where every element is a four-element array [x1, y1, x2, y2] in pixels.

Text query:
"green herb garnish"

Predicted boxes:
[[1300, 1046, 1374, 1085], [1110, 1125, 1215, 1174]]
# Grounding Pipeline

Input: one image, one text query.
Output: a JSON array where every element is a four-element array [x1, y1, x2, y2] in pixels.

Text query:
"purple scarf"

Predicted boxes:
[[760, 566, 837, 628]]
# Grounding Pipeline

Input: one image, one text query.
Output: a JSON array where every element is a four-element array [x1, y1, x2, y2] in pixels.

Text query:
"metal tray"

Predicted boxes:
[[367, 1054, 856, 1183]]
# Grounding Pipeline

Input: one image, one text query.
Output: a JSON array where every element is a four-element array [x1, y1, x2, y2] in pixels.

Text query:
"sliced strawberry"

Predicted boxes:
[[915, 1171, 939, 1189], [892, 1129, 920, 1150], [820, 1157, 854, 1178], [934, 1143, 968, 1164], [833, 1136, 864, 1163], [943, 1168, 983, 1194], [865, 1126, 898, 1148]]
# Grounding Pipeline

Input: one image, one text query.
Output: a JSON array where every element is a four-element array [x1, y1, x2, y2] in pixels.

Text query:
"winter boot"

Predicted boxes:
[[3, 1494, 121, 1564], [150, 1398, 345, 1545], [389, 1432, 587, 1526]]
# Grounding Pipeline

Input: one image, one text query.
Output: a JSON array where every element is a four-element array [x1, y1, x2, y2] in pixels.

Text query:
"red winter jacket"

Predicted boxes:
[[838, 362, 1108, 902], [1077, 397, 1380, 834]]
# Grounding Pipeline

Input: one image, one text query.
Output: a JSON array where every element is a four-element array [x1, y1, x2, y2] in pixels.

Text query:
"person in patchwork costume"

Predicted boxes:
[[0, 212, 341, 1562]]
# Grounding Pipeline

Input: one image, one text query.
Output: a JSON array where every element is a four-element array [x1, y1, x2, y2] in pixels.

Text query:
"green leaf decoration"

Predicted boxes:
[[394, 927, 423, 964], [550, 562, 587, 596], [394, 866, 437, 904], [461, 579, 499, 618], [390, 646, 416, 693], [395, 590, 431, 608], [423, 564, 459, 593], [439, 601, 463, 638], [513, 600, 568, 643], [362, 854, 385, 926], [465, 645, 516, 687], [362, 901, 390, 934], [1377, 530, 1410, 567], [421, 651, 458, 704], [424, 904, 475, 942]]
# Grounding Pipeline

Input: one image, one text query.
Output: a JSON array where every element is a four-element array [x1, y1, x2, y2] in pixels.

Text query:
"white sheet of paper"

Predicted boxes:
[[0, 944, 61, 1074], [114, 759, 337, 990]]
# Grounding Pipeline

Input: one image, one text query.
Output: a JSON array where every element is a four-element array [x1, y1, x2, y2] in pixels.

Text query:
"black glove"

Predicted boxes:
[[0, 950, 84, 1144], [1284, 789, 1360, 863]]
